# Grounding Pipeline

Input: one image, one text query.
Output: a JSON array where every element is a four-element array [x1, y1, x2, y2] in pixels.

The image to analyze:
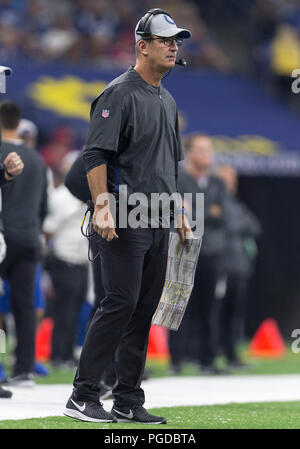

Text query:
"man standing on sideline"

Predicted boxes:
[[16, 117, 51, 378], [0, 122, 24, 399], [0, 101, 48, 386], [64, 9, 192, 424], [0, 66, 25, 398], [216, 165, 261, 368]]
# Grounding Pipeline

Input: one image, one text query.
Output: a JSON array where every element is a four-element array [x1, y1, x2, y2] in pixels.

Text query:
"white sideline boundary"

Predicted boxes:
[[1, 374, 300, 421]]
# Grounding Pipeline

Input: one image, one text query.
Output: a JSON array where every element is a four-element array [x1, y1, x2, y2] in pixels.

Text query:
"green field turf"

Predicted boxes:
[[1, 402, 300, 429], [1, 343, 300, 430]]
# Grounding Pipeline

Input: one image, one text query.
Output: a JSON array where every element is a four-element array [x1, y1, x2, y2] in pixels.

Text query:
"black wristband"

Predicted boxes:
[[4, 167, 16, 179]]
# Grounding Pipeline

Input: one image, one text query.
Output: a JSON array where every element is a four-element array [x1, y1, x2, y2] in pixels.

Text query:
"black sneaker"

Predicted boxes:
[[227, 360, 248, 370], [64, 396, 117, 423], [168, 363, 182, 375], [0, 386, 12, 398], [111, 405, 167, 424], [9, 373, 35, 387], [199, 365, 230, 375]]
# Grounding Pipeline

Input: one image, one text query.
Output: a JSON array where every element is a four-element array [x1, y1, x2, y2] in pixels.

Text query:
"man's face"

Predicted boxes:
[[188, 136, 215, 172], [144, 35, 179, 71]]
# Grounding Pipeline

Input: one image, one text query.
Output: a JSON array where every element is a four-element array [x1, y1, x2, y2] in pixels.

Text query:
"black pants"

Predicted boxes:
[[168, 253, 222, 368], [49, 257, 88, 363], [89, 232, 116, 388], [0, 240, 39, 375], [219, 274, 248, 362], [73, 227, 169, 407]]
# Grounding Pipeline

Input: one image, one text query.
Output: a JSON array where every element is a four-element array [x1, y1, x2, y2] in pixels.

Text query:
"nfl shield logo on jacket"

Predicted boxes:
[[102, 109, 110, 118]]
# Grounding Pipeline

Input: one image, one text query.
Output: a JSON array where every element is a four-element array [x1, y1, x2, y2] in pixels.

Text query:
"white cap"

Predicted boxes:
[[17, 119, 38, 138], [135, 13, 191, 42]]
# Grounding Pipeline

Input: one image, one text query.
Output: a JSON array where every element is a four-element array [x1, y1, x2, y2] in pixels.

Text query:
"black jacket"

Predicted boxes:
[[82, 67, 184, 201], [178, 168, 227, 256], [1, 141, 48, 248], [223, 194, 262, 278], [65, 153, 91, 203]]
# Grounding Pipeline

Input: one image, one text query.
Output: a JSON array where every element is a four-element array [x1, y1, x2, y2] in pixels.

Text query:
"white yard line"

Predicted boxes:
[[1, 375, 300, 421]]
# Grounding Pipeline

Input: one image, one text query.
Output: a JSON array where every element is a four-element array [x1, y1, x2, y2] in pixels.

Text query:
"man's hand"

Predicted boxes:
[[86, 165, 118, 242], [93, 204, 119, 242], [3, 152, 24, 180], [176, 213, 193, 247]]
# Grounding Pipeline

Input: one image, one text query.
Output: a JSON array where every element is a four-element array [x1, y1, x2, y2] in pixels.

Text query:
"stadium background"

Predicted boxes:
[[1, 0, 300, 342]]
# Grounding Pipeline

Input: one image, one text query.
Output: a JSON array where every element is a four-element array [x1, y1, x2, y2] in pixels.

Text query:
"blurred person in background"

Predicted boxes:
[[0, 101, 48, 387], [168, 133, 227, 375], [0, 0, 233, 71], [17, 118, 55, 194], [216, 165, 262, 369], [0, 63, 24, 399], [0, 266, 49, 379], [40, 126, 75, 187], [43, 151, 89, 369], [169, 1, 233, 72], [0, 116, 24, 398], [268, 22, 300, 103], [17, 118, 38, 150], [249, 0, 300, 111], [17, 118, 50, 377]]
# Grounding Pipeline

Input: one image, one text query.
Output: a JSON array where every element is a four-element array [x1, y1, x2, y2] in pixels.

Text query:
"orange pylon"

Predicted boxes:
[[249, 318, 286, 358], [147, 325, 170, 360], [35, 318, 53, 362]]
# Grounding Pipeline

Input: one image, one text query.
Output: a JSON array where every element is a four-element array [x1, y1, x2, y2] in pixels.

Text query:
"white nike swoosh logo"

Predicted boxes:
[[70, 398, 86, 412], [114, 409, 133, 419]]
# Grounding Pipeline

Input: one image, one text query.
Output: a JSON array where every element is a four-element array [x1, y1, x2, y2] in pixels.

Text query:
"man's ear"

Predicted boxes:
[[138, 40, 149, 57]]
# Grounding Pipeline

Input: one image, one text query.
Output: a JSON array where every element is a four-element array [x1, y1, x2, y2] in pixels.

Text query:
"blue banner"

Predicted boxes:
[[4, 61, 300, 175]]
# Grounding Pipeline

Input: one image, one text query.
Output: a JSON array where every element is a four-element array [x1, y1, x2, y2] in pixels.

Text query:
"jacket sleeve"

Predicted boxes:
[[0, 164, 7, 187], [39, 165, 48, 227], [65, 154, 91, 203], [82, 86, 127, 175]]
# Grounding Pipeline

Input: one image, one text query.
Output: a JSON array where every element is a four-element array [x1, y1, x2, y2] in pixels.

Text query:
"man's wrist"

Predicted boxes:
[[3, 165, 16, 180], [5, 170, 15, 179]]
